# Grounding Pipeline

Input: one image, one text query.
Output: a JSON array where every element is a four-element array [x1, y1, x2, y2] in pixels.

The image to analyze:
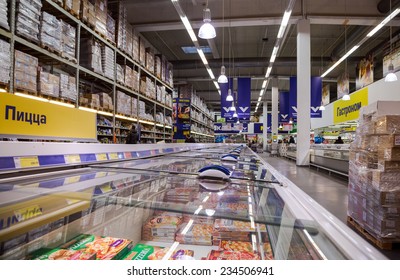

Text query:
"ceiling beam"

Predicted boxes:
[[134, 16, 400, 32]]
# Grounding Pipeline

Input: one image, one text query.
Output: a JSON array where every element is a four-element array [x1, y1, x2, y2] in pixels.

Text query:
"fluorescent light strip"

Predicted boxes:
[[261, 80, 267, 88], [366, 8, 400, 37], [97, 110, 114, 117], [270, 46, 279, 63], [258, 96, 262, 102], [321, 45, 359, 77], [197, 48, 208, 65], [165, 125, 172, 129], [277, 10, 292, 38], [49, 100, 75, 108], [181, 16, 198, 42], [265, 66, 272, 78], [79, 106, 97, 113], [259, 89, 264, 96], [15, 92, 49, 102], [155, 123, 164, 127], [139, 120, 155, 125], [207, 68, 215, 79], [213, 81, 220, 90], [115, 114, 137, 122], [0, 88, 7, 93]]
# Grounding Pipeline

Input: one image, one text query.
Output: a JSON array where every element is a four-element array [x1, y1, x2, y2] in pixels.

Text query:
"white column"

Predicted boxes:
[[263, 101, 268, 151], [296, 19, 311, 166], [271, 83, 278, 140]]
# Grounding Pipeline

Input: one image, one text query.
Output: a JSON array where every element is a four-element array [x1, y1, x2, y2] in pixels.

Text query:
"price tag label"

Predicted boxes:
[[65, 154, 81, 164], [14, 205, 42, 222], [64, 176, 81, 184], [108, 153, 118, 160], [19, 157, 40, 168], [100, 184, 113, 193], [124, 152, 132, 159], [66, 199, 79, 205], [395, 136, 400, 146], [96, 153, 108, 161], [95, 172, 107, 178]]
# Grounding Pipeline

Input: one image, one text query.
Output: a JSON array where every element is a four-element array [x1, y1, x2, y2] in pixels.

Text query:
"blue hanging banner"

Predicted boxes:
[[310, 76, 322, 118], [289, 77, 297, 122], [237, 77, 251, 121], [220, 78, 233, 119], [279, 91, 290, 123], [267, 113, 271, 133], [254, 123, 263, 134]]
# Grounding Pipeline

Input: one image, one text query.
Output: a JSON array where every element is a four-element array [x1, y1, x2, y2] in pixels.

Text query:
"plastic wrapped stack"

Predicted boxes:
[[63, 0, 80, 17], [94, 0, 107, 37], [0, 39, 10, 84], [80, 37, 103, 75], [38, 70, 60, 97], [102, 45, 115, 80], [348, 101, 400, 244], [132, 97, 137, 116], [166, 62, 174, 87], [81, 93, 100, 108], [155, 55, 162, 79], [116, 2, 128, 53], [81, 0, 96, 27], [59, 73, 77, 101], [0, 0, 9, 30], [132, 33, 139, 62], [126, 24, 133, 56], [132, 69, 140, 92], [124, 65, 133, 89], [165, 94, 172, 108], [40, 12, 62, 51], [106, 14, 115, 43], [61, 21, 76, 61], [16, 0, 42, 43], [139, 38, 146, 66], [14, 50, 38, 93], [116, 91, 132, 115], [116, 64, 124, 84], [145, 48, 154, 73], [156, 85, 166, 104], [97, 92, 113, 110], [139, 100, 145, 118]]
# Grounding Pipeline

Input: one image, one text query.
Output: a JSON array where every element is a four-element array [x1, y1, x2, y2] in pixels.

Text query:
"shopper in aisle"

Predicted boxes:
[[185, 134, 196, 143], [334, 136, 344, 144], [126, 125, 139, 144], [289, 136, 295, 144]]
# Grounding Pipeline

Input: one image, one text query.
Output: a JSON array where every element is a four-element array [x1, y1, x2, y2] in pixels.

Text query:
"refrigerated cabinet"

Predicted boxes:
[[0, 142, 385, 260]]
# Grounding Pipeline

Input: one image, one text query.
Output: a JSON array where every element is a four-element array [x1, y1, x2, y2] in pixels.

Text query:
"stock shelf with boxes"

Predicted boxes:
[[0, 0, 174, 144]]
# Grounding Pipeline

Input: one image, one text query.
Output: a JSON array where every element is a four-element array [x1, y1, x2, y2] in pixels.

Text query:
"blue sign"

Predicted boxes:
[[237, 77, 251, 120], [279, 91, 290, 123], [289, 77, 297, 122], [289, 76, 322, 120]]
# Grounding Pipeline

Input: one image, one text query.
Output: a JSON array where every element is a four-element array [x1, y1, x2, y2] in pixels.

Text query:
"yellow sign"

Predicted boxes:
[[96, 153, 108, 161], [0, 93, 96, 140], [19, 156, 39, 168], [108, 153, 118, 160], [64, 176, 81, 184], [14, 205, 43, 222], [333, 87, 368, 124], [65, 154, 81, 164]]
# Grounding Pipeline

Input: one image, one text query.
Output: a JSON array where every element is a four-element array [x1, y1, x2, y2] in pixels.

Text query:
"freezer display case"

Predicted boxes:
[[0, 143, 386, 260], [309, 144, 350, 175]]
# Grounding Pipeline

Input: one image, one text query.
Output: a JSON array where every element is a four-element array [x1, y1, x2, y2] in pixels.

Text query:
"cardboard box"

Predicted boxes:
[[360, 101, 400, 121], [378, 147, 400, 161]]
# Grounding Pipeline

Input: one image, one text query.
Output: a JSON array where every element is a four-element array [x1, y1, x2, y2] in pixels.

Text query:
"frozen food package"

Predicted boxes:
[[123, 244, 194, 260]]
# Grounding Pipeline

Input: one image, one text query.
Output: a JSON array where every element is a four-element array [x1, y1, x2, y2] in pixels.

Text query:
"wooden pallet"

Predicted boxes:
[[64, 5, 80, 20], [15, 87, 37, 95], [40, 44, 62, 57], [347, 216, 397, 250], [60, 52, 78, 64]]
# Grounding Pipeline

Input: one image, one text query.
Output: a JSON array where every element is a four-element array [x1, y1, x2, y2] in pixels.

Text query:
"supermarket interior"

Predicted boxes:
[[1, 0, 400, 261]]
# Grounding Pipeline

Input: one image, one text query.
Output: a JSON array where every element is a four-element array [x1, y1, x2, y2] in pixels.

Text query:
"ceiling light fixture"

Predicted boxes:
[[198, 3, 216, 39], [233, 112, 238, 118], [342, 94, 350, 101], [229, 101, 236, 111], [385, 0, 398, 82], [218, 0, 228, 83], [319, 103, 326, 111], [226, 89, 234, 101]]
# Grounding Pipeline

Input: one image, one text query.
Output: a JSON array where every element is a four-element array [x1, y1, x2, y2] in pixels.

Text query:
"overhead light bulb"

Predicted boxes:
[[226, 89, 234, 101], [198, 8, 216, 39], [218, 66, 228, 83], [319, 104, 326, 111], [342, 94, 350, 101], [233, 112, 238, 118], [385, 62, 398, 82], [279, 124, 283, 129], [230, 101, 236, 111]]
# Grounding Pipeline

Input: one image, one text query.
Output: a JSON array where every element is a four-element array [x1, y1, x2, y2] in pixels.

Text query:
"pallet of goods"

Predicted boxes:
[[347, 101, 400, 249], [0, 0, 10, 30], [16, 0, 42, 43], [63, 0, 80, 18], [80, 37, 103, 75], [14, 50, 38, 93], [0, 39, 11, 85], [40, 12, 62, 54]]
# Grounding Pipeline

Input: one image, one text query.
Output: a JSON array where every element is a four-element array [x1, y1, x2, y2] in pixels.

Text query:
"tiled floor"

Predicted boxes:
[[259, 153, 400, 260]]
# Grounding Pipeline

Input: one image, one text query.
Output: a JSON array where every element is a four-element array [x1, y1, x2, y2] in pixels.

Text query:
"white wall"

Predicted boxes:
[[311, 72, 400, 129]]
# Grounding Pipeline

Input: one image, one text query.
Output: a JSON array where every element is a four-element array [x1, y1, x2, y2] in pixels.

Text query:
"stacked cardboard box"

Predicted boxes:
[[59, 73, 77, 101], [16, 0, 42, 43], [102, 45, 114, 80], [81, 93, 100, 108], [145, 48, 154, 73], [124, 65, 133, 89], [126, 24, 133, 56], [106, 14, 115, 43], [132, 33, 139, 62], [61, 21, 76, 61], [165, 94, 172, 108], [0, 39, 10, 84], [139, 37, 146, 66], [115, 2, 132, 55], [116, 91, 131, 115], [14, 50, 38, 93], [116, 64, 124, 84], [80, 37, 103, 75], [38, 70, 60, 97], [156, 85, 166, 104], [81, 0, 96, 27], [0, 0, 9, 30], [155, 56, 162, 79], [40, 12, 62, 51], [98, 92, 113, 110], [132, 69, 140, 92], [348, 101, 400, 242], [63, 0, 80, 16], [94, 0, 107, 37], [132, 97, 137, 116], [166, 62, 174, 87]]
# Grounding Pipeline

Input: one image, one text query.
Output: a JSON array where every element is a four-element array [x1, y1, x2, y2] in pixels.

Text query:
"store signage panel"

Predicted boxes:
[[310, 77, 322, 118], [333, 87, 368, 124], [237, 77, 251, 120], [279, 91, 290, 122], [322, 85, 330, 106], [337, 72, 349, 99], [356, 56, 374, 90], [289, 77, 297, 122], [383, 47, 400, 76], [0, 93, 96, 140]]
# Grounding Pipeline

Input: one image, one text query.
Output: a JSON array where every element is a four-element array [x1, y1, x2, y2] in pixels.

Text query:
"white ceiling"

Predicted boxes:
[[122, 0, 400, 114]]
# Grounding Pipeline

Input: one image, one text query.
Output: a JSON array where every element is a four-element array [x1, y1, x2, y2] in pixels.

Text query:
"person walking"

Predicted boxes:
[[126, 125, 139, 144]]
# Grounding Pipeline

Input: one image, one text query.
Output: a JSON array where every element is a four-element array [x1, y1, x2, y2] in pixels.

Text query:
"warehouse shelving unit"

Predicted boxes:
[[0, 0, 173, 143]]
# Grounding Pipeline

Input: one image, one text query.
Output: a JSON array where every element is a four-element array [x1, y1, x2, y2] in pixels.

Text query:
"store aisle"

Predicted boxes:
[[259, 154, 400, 259], [259, 154, 349, 223]]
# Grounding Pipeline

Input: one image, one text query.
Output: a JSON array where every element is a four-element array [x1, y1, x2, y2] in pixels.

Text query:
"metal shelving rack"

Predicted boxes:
[[0, 0, 174, 143]]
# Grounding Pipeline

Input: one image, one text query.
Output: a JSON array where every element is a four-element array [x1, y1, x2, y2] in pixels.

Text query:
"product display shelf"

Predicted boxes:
[[0, 143, 389, 260], [0, 0, 173, 144], [309, 144, 350, 176]]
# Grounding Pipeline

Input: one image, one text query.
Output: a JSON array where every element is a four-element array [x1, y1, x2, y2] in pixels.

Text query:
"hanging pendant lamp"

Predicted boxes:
[[198, 8, 216, 39]]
